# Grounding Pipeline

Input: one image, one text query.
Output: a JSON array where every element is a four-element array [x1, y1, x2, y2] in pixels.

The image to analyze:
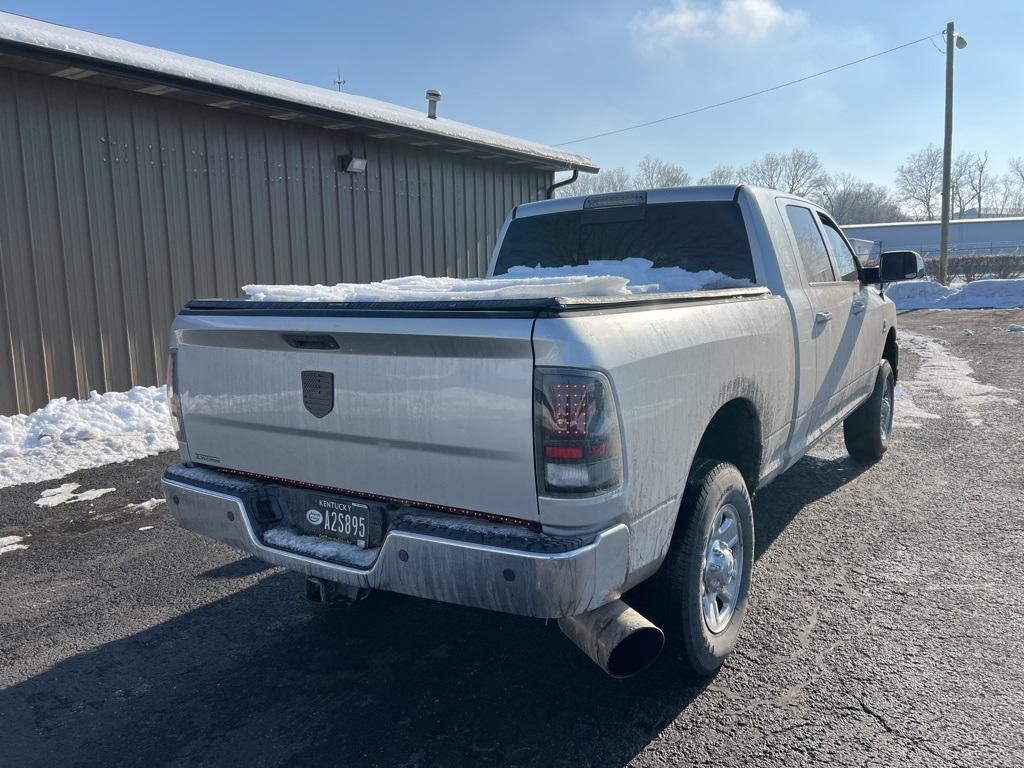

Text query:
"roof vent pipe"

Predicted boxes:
[[425, 89, 441, 119]]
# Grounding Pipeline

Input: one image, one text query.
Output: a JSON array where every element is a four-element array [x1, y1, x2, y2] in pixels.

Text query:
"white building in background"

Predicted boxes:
[[843, 217, 1024, 259]]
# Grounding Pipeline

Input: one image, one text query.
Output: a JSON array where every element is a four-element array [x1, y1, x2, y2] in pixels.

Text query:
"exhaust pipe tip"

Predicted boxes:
[[558, 600, 665, 678], [604, 624, 665, 678]]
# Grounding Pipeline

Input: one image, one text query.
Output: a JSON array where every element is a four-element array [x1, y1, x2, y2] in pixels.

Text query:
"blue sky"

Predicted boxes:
[[7, 0, 1022, 186]]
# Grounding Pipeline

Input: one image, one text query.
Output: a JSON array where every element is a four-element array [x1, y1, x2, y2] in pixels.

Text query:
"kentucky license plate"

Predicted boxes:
[[301, 493, 372, 548]]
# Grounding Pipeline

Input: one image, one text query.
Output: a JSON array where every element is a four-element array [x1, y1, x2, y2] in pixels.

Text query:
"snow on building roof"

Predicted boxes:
[[0, 11, 597, 173], [844, 216, 1024, 230]]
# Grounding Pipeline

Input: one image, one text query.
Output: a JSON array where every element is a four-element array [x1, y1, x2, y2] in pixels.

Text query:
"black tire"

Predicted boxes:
[[843, 360, 894, 463], [647, 460, 754, 678]]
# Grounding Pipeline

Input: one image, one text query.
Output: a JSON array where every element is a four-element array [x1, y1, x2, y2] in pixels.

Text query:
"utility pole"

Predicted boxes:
[[939, 21, 966, 285]]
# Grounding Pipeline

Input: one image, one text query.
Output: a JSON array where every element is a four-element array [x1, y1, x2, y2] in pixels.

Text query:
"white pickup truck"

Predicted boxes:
[[162, 185, 923, 678]]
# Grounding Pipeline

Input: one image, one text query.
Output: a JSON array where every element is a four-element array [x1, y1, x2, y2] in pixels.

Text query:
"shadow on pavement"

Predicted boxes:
[[198, 557, 275, 580], [1, 453, 862, 767], [753, 453, 869, 559]]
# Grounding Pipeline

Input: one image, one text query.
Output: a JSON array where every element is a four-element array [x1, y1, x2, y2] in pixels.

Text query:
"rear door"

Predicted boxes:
[[173, 312, 540, 520], [780, 203, 853, 436], [816, 212, 878, 406]]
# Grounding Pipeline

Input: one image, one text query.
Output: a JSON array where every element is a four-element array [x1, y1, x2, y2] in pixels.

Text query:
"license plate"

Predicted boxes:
[[300, 493, 372, 548]]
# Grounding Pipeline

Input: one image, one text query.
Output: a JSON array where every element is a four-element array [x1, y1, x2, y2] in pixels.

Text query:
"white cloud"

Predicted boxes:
[[632, 0, 806, 48]]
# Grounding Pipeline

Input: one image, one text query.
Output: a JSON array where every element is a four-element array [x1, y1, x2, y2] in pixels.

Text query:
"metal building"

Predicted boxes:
[[0, 13, 595, 415], [843, 217, 1024, 259]]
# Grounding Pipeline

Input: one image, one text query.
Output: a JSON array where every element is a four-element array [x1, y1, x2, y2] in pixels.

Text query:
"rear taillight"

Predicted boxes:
[[166, 349, 185, 441], [534, 368, 623, 496]]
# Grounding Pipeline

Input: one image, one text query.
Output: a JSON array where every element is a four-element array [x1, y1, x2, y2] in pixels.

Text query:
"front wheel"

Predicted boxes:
[[843, 360, 894, 462], [647, 460, 754, 678]]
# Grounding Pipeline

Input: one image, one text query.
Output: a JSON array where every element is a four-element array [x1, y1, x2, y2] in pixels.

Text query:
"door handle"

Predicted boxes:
[[815, 311, 832, 324], [852, 301, 866, 315]]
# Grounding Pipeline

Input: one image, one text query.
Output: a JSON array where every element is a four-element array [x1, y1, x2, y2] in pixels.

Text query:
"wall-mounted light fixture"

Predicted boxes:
[[338, 154, 367, 174]]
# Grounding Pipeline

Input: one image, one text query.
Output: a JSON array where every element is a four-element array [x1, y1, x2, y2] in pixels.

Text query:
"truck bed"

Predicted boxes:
[[181, 286, 771, 317]]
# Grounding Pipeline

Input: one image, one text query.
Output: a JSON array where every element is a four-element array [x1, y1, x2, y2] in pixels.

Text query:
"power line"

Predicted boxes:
[[554, 32, 944, 147]]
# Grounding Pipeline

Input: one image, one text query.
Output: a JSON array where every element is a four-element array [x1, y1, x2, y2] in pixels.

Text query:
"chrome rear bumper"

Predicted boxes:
[[162, 468, 629, 619]]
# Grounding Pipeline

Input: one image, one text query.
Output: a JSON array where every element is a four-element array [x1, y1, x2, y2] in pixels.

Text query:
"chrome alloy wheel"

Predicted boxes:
[[880, 377, 894, 443], [701, 503, 743, 635]]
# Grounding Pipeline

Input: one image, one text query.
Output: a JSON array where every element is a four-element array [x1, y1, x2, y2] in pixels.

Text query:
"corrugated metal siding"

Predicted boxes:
[[0, 68, 550, 415]]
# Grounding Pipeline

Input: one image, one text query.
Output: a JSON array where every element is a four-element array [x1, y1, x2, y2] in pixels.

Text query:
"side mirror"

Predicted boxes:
[[865, 250, 925, 283]]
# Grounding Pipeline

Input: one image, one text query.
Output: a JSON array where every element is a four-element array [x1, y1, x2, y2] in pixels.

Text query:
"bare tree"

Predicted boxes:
[[966, 151, 991, 216], [557, 150, 1017, 219], [1009, 157, 1024, 188], [554, 167, 632, 198], [699, 165, 740, 184], [634, 155, 691, 188], [950, 152, 976, 217], [740, 152, 784, 190], [895, 145, 943, 219], [814, 173, 904, 224], [741, 149, 825, 197], [990, 172, 1024, 216]]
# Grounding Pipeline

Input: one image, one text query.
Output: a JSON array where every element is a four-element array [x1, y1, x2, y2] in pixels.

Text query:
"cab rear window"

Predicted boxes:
[[493, 201, 755, 281]]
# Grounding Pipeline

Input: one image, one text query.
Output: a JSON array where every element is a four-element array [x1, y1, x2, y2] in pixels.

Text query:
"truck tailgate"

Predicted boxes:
[[172, 312, 539, 520]]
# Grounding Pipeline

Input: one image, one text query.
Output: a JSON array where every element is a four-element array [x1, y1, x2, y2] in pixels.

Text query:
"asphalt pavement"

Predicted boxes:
[[1, 309, 1022, 767]]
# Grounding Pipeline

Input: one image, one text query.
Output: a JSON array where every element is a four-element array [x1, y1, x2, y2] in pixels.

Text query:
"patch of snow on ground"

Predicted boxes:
[[125, 498, 165, 513], [0, 534, 29, 555], [886, 278, 1024, 310], [892, 383, 941, 429], [0, 386, 176, 488], [898, 331, 1017, 427], [35, 483, 116, 507], [263, 527, 378, 567], [138, 526, 154, 532], [243, 258, 752, 302], [1010, 324, 1024, 332]]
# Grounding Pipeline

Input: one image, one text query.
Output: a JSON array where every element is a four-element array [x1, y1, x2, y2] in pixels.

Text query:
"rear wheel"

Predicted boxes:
[[843, 360, 894, 462], [647, 460, 754, 678]]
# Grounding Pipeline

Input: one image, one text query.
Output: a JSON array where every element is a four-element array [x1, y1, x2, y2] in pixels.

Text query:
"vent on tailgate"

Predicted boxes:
[[301, 371, 335, 418]]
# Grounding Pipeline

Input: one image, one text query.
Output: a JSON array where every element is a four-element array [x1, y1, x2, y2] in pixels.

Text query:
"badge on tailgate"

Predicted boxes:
[[301, 370, 334, 417]]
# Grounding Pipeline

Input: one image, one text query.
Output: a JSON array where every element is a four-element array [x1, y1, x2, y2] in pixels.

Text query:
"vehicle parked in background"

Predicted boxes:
[[163, 186, 924, 677]]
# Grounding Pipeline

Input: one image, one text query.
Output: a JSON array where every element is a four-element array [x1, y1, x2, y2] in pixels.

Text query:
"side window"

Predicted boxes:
[[785, 205, 835, 283], [818, 215, 860, 282]]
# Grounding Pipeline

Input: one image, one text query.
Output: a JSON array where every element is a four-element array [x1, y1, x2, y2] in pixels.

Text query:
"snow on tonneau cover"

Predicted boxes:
[[173, 261, 751, 522]]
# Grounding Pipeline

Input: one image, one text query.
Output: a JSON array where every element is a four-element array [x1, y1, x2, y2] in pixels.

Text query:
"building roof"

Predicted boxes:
[[0, 11, 597, 173], [844, 216, 1024, 229]]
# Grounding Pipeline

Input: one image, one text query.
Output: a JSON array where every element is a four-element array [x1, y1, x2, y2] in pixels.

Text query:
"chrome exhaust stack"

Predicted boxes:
[[558, 600, 664, 678]]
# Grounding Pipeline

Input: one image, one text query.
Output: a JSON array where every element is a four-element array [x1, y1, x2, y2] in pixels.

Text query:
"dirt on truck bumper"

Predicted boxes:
[[161, 465, 629, 619]]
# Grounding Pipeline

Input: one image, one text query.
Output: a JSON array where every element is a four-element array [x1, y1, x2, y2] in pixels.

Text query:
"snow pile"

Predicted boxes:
[[263, 527, 378, 567], [898, 331, 1017, 427], [35, 483, 115, 507], [0, 534, 29, 555], [0, 386, 176, 488], [887, 279, 1024, 310], [1010, 324, 1024, 332], [243, 259, 753, 302]]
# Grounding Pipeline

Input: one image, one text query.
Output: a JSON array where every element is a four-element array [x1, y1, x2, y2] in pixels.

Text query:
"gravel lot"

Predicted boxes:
[[1, 309, 1022, 767]]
